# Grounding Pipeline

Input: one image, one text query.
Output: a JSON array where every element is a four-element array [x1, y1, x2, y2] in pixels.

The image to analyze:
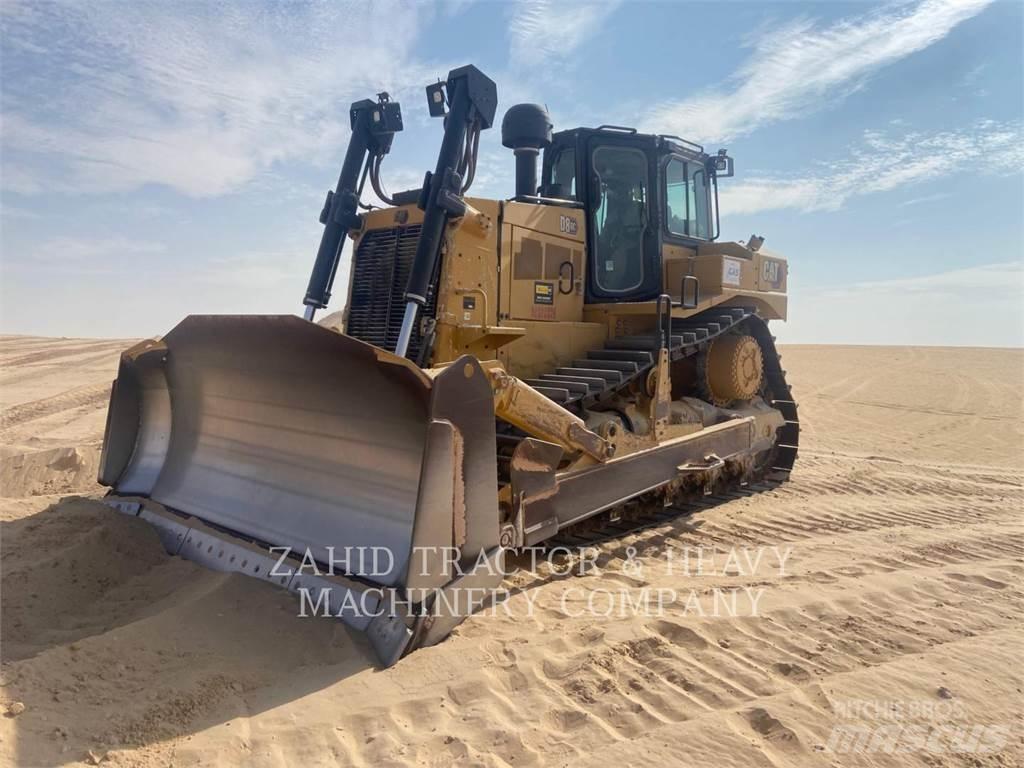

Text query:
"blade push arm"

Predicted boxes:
[[303, 94, 403, 320]]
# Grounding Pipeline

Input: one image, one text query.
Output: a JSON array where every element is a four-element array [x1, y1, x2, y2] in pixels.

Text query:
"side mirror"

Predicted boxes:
[[709, 149, 734, 178]]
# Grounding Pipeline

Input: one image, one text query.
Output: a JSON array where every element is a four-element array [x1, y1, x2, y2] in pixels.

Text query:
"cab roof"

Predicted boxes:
[[552, 125, 708, 163]]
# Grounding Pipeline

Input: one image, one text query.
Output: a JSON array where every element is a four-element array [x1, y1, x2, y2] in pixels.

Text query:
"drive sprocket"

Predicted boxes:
[[702, 333, 764, 405]]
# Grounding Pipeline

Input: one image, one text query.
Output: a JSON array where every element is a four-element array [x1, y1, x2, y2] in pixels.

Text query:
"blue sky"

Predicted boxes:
[[1, 0, 1021, 345]]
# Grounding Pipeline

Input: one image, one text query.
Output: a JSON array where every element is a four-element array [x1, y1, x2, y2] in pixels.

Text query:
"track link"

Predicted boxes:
[[521, 305, 800, 548], [531, 306, 757, 408]]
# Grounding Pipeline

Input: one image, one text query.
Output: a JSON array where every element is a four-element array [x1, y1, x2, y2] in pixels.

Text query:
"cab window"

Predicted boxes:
[[665, 157, 709, 239], [592, 146, 648, 293], [549, 148, 576, 198]]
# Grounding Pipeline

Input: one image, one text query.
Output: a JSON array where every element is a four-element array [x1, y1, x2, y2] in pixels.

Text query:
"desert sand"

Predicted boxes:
[[1, 337, 1021, 767]]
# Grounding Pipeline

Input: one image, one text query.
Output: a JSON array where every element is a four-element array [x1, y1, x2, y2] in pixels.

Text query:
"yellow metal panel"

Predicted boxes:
[[502, 201, 585, 244], [432, 198, 504, 364], [505, 220, 584, 323], [661, 243, 696, 301], [754, 250, 788, 293], [499, 320, 606, 381], [585, 290, 787, 326], [358, 203, 426, 231]]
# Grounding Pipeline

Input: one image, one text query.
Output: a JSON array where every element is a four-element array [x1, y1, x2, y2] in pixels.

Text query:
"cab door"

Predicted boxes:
[[582, 136, 661, 303]]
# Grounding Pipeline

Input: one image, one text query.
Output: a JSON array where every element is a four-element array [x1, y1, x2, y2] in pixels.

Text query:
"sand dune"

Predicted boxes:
[[1, 337, 1021, 767]]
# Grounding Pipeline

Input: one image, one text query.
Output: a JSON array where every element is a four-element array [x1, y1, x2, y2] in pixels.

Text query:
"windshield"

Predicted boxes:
[[592, 146, 647, 293]]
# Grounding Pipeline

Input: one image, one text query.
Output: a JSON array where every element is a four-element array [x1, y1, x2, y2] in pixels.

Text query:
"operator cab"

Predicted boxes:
[[539, 126, 733, 303]]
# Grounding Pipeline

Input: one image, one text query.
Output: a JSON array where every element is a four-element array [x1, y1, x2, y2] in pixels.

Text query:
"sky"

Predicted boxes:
[[1, 0, 1022, 346]]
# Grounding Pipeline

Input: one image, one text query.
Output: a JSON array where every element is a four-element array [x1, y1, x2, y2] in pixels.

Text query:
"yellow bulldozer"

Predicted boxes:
[[98, 66, 798, 665]]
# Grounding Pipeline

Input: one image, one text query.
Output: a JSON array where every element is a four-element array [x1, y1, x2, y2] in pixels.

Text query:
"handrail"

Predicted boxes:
[[509, 194, 585, 209], [660, 134, 704, 155]]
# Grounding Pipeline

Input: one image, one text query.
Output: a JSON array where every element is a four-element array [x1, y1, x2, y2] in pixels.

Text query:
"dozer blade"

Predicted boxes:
[[99, 315, 502, 665]]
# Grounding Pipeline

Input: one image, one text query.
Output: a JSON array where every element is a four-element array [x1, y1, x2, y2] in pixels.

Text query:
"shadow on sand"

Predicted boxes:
[[1, 496, 376, 767]]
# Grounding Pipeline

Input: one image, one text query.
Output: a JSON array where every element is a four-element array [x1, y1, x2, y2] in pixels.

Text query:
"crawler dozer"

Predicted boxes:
[[99, 65, 798, 665]]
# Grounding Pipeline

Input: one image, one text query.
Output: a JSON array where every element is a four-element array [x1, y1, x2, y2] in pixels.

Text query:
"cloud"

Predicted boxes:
[[508, 0, 619, 68], [0, 1, 437, 197], [24, 235, 167, 267], [0, 205, 41, 220], [780, 262, 1024, 347], [834, 261, 1023, 296], [646, 0, 993, 143], [721, 120, 1023, 215], [193, 250, 306, 288], [15, 232, 308, 290], [1, 235, 312, 337], [898, 192, 952, 207]]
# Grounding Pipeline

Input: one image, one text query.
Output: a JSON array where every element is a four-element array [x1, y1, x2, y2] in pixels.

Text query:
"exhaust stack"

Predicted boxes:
[[501, 103, 553, 197]]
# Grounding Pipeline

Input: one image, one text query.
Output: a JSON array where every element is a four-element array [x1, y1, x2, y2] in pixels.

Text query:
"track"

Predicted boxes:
[[506, 306, 800, 548]]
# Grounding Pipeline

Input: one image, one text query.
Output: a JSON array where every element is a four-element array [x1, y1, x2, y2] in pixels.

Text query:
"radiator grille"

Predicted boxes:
[[346, 224, 434, 359]]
